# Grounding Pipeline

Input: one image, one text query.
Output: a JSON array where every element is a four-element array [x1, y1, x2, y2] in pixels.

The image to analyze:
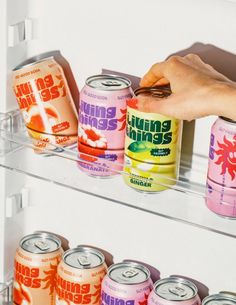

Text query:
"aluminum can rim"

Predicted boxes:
[[13, 56, 55, 71]]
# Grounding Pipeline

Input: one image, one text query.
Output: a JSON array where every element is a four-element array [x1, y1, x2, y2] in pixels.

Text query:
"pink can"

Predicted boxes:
[[148, 277, 201, 305], [206, 117, 236, 218], [78, 74, 133, 177], [101, 262, 153, 305]]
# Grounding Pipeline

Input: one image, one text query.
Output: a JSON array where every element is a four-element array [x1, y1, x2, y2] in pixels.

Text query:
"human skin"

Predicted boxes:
[[138, 54, 236, 121]]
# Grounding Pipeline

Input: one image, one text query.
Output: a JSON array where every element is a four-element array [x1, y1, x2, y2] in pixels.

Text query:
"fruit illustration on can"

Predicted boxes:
[[206, 117, 236, 217]]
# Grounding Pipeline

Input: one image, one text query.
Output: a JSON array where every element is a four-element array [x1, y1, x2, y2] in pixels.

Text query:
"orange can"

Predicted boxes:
[[13, 232, 63, 305], [56, 246, 107, 305], [12, 56, 78, 151]]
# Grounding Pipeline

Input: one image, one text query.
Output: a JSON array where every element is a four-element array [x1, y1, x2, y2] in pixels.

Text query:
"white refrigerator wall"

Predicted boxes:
[[2, 0, 236, 295]]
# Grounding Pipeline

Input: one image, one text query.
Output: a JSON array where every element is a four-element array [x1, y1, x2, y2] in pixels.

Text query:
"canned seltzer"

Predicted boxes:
[[12, 56, 78, 151], [206, 116, 236, 218], [202, 294, 236, 305], [124, 87, 182, 192], [78, 74, 133, 177], [101, 262, 153, 305], [148, 277, 201, 305], [56, 246, 107, 305], [13, 233, 63, 305]]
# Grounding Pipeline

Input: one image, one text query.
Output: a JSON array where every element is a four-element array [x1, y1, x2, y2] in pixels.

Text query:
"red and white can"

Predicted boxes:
[[78, 74, 133, 176], [12, 56, 78, 152], [13, 232, 63, 305], [101, 262, 153, 305], [206, 117, 236, 218], [148, 277, 201, 305], [56, 246, 107, 305]]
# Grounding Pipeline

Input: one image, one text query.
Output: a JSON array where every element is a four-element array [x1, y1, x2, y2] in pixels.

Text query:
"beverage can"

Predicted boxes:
[[101, 262, 153, 305], [202, 294, 236, 305], [13, 232, 63, 305], [78, 74, 133, 176], [123, 155, 177, 192], [12, 56, 78, 151], [56, 246, 107, 305], [206, 117, 236, 217], [148, 277, 200, 305], [123, 86, 182, 192]]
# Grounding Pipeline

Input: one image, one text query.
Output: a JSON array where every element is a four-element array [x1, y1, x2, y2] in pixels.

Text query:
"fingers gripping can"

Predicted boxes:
[[78, 74, 134, 177], [56, 246, 107, 305], [148, 277, 201, 305], [101, 262, 153, 305], [124, 86, 182, 192], [12, 56, 78, 151], [13, 233, 63, 305], [206, 117, 236, 218]]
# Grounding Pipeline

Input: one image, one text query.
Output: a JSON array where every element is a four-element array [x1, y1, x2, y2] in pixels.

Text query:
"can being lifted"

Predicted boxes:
[[78, 74, 134, 177], [13, 232, 63, 305], [148, 277, 201, 305], [101, 261, 153, 305]]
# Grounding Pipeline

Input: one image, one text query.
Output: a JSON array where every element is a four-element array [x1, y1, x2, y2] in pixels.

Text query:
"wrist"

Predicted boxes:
[[207, 81, 236, 120]]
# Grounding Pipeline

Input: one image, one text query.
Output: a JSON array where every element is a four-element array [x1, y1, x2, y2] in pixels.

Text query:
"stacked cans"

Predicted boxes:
[[12, 56, 78, 151], [206, 117, 236, 218], [123, 87, 183, 192], [78, 75, 133, 177]]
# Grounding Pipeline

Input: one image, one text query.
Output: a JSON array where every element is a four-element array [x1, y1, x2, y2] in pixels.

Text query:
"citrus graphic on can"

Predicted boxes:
[[123, 86, 183, 192]]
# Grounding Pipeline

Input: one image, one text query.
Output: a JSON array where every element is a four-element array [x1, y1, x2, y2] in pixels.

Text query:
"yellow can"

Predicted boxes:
[[123, 86, 182, 192], [123, 155, 177, 192]]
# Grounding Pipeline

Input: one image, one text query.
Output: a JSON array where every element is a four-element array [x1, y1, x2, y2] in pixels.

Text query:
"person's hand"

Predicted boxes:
[[138, 54, 236, 121]]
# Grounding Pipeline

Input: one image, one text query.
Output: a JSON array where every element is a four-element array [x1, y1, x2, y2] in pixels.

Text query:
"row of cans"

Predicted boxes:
[[13, 232, 236, 305], [12, 55, 236, 218]]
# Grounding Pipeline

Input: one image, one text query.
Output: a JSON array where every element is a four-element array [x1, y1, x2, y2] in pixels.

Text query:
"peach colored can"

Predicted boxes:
[[13, 232, 63, 305], [56, 246, 107, 305], [12, 56, 78, 151]]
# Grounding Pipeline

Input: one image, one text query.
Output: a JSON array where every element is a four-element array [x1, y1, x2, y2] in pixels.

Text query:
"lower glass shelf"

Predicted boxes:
[[0, 110, 236, 238]]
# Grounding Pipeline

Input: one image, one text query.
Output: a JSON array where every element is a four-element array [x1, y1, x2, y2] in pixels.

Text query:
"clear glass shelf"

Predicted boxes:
[[0, 280, 12, 305], [1, 110, 236, 238]]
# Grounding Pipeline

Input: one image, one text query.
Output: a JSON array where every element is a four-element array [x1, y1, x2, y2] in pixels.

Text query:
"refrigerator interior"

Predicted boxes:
[[1, 0, 236, 302]]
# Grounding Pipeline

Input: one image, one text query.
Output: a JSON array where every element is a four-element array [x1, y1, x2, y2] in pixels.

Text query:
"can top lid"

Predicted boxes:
[[13, 56, 54, 71], [219, 116, 236, 124], [63, 247, 105, 269], [202, 294, 236, 305], [154, 277, 198, 301], [134, 85, 171, 98], [108, 262, 150, 285], [86, 74, 131, 91], [20, 233, 61, 254]]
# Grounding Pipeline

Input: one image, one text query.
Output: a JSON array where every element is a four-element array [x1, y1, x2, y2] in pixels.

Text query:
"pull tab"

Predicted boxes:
[[34, 240, 50, 251], [77, 255, 91, 267], [122, 268, 139, 278], [101, 80, 121, 87], [168, 286, 187, 298]]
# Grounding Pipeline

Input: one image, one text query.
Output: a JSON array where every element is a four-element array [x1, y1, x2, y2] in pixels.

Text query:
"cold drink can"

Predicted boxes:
[[78, 74, 133, 177], [101, 261, 153, 305], [13, 232, 63, 305], [12, 56, 78, 151], [202, 294, 236, 305], [206, 117, 236, 217], [56, 246, 107, 305], [148, 277, 200, 305], [124, 86, 182, 192]]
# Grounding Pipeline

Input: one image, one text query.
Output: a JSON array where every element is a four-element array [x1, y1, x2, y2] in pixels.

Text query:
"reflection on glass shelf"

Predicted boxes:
[[0, 110, 236, 238]]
